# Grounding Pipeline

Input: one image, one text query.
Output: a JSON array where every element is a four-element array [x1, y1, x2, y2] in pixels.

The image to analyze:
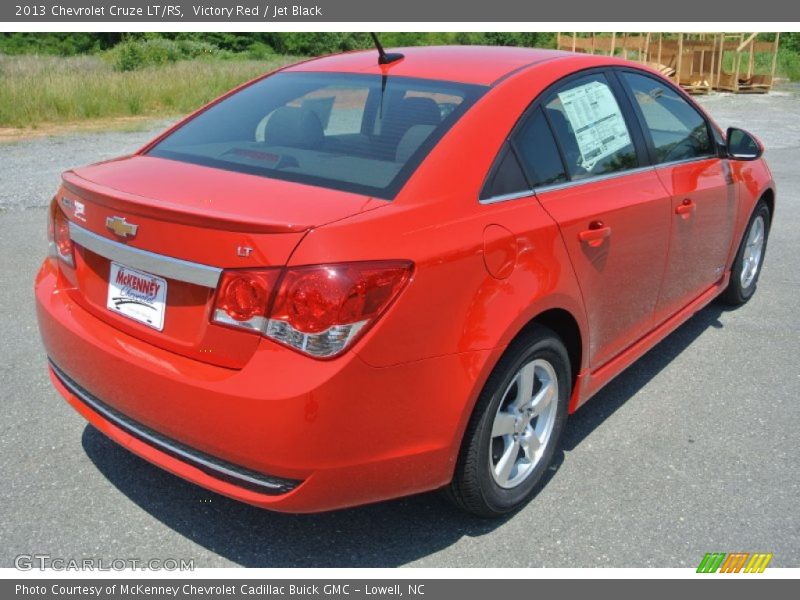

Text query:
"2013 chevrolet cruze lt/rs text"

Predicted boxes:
[[35, 46, 775, 516]]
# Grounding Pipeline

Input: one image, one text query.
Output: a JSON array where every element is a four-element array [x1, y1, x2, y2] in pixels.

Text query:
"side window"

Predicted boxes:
[[512, 108, 567, 188], [621, 72, 713, 164], [480, 143, 530, 200], [543, 74, 639, 181]]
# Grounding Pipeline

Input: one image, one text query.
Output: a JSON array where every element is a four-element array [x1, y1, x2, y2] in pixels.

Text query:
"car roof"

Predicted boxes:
[[284, 45, 587, 87]]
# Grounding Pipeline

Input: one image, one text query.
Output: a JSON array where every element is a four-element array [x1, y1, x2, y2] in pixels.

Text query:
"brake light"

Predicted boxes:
[[212, 269, 280, 332], [212, 261, 413, 358], [48, 199, 74, 267]]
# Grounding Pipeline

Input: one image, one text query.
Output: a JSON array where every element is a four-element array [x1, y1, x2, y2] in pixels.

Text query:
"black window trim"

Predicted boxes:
[[479, 66, 656, 204], [611, 66, 725, 166], [537, 104, 571, 182]]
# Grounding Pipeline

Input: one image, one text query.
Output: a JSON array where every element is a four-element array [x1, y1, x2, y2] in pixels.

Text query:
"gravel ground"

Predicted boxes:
[[0, 119, 175, 211], [0, 88, 798, 568]]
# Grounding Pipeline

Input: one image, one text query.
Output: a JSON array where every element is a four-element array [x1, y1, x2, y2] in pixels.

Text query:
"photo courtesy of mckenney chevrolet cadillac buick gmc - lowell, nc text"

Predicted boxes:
[[35, 45, 775, 516]]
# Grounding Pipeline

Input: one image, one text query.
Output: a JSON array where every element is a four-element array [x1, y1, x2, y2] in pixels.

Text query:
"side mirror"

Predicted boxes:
[[726, 127, 763, 160]]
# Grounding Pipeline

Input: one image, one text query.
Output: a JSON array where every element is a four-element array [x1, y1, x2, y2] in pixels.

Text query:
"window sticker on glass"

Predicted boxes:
[[557, 81, 632, 171]]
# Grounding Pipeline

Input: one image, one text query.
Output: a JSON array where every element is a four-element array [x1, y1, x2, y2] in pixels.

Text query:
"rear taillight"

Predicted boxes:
[[48, 198, 74, 267], [212, 261, 413, 358], [212, 269, 281, 332]]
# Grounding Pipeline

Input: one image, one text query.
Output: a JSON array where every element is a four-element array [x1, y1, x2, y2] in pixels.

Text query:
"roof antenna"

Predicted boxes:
[[370, 33, 404, 65]]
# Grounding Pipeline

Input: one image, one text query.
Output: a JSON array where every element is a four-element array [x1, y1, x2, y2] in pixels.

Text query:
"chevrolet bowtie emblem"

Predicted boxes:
[[105, 216, 138, 239]]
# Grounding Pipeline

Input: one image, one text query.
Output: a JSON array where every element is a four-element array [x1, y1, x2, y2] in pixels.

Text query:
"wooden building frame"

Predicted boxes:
[[556, 32, 781, 95], [714, 33, 781, 93]]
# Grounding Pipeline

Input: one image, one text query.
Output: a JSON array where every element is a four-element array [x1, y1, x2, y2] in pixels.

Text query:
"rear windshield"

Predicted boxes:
[[147, 72, 486, 199]]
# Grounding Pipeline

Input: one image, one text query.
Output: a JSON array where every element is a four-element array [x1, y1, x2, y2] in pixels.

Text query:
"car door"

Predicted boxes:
[[618, 70, 737, 324], [512, 72, 671, 369]]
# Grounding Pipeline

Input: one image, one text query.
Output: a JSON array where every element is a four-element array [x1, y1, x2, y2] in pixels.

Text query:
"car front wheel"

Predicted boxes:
[[720, 200, 771, 306]]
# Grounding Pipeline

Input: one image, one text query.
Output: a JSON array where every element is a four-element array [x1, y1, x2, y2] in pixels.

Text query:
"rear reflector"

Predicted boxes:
[[212, 261, 412, 358]]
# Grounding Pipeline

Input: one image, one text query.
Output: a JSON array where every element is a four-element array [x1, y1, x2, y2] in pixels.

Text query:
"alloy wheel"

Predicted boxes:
[[740, 215, 765, 289], [489, 359, 559, 489]]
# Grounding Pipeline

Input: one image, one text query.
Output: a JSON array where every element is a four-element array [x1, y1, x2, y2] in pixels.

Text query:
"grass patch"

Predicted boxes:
[[718, 47, 800, 81], [776, 48, 800, 81], [2, 43, 798, 131], [0, 54, 298, 128]]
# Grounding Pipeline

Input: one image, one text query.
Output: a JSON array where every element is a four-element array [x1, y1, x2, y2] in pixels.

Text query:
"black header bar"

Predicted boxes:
[[2, 0, 799, 23]]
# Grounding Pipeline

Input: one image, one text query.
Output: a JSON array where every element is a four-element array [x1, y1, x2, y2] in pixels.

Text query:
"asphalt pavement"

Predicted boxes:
[[0, 89, 798, 568]]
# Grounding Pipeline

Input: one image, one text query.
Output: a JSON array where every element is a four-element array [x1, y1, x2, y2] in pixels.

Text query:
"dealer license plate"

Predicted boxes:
[[106, 262, 167, 331]]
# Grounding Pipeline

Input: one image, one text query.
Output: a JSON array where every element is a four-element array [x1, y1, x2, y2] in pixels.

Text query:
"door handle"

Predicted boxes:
[[675, 199, 696, 218], [578, 221, 611, 248]]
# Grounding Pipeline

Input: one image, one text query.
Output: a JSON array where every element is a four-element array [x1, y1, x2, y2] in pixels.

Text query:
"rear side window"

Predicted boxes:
[[512, 108, 567, 188], [543, 74, 639, 181], [621, 72, 713, 164], [480, 144, 530, 200], [147, 72, 486, 199]]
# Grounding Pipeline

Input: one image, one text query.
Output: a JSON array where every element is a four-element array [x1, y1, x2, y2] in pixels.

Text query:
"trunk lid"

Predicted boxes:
[[57, 156, 384, 369]]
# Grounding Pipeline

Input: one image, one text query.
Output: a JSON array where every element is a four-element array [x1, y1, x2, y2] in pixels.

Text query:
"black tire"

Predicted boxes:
[[719, 200, 771, 306], [446, 325, 570, 517]]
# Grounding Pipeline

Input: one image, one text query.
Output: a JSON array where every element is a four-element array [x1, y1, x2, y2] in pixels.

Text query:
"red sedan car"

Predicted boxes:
[[35, 46, 775, 516]]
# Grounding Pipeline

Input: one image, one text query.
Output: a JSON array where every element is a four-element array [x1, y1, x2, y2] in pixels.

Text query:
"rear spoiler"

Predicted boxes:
[[62, 170, 310, 234]]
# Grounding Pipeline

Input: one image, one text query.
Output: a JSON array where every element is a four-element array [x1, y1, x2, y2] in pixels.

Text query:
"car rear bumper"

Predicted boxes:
[[35, 259, 492, 512]]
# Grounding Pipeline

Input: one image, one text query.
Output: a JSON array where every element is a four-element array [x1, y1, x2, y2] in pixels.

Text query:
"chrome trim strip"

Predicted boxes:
[[654, 155, 717, 169], [49, 360, 299, 495], [69, 222, 222, 288], [479, 155, 720, 205], [533, 165, 656, 194], [479, 165, 657, 204], [479, 189, 535, 205]]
